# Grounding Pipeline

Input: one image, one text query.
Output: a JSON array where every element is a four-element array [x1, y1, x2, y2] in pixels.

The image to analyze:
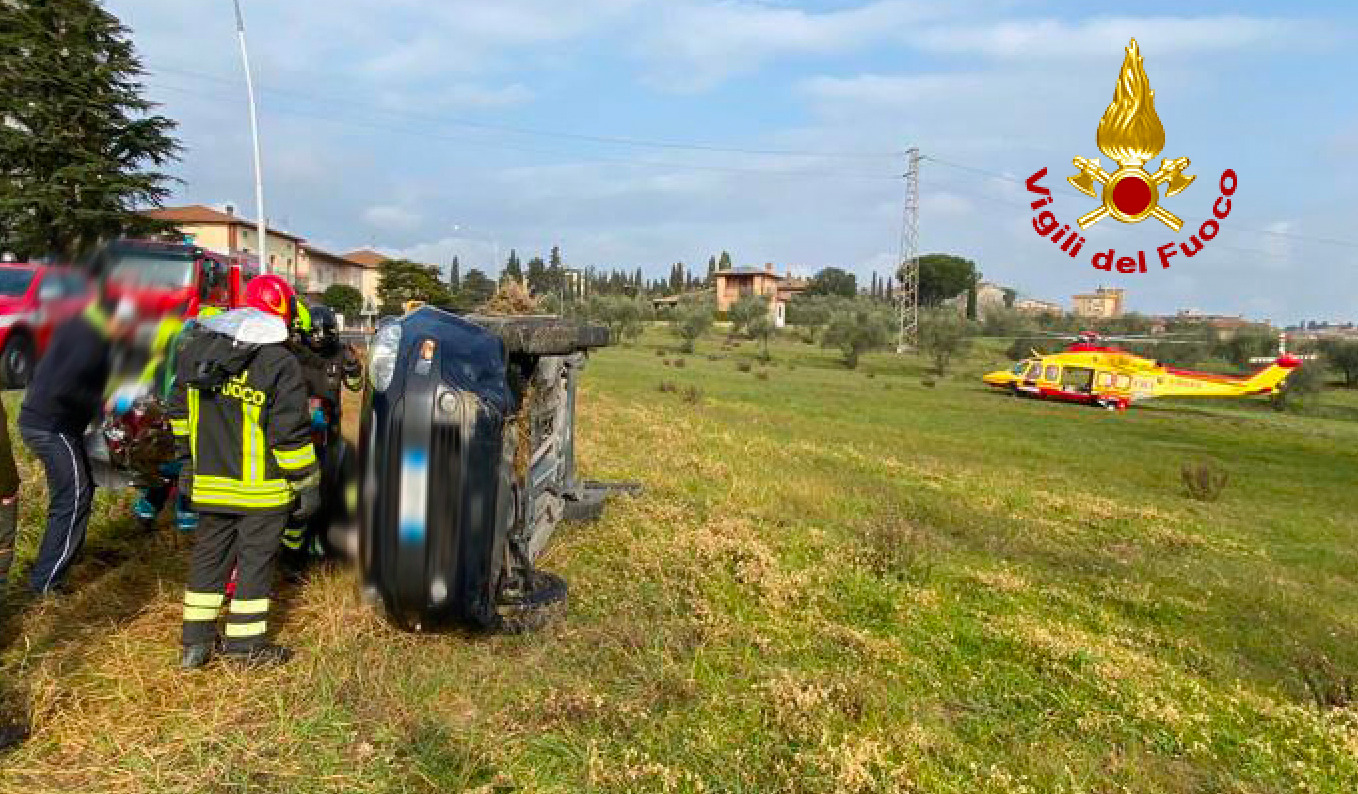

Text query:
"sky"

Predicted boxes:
[[102, 0, 1357, 324]]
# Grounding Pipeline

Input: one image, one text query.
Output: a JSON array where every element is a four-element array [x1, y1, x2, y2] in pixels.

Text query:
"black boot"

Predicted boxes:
[[180, 642, 213, 670], [222, 643, 293, 667]]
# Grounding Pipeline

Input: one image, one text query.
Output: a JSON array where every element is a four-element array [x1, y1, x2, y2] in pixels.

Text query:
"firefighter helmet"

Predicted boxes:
[[244, 275, 295, 321]]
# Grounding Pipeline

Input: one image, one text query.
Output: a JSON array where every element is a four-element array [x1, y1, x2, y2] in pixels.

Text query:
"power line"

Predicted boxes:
[[144, 63, 908, 160], [147, 80, 907, 182]]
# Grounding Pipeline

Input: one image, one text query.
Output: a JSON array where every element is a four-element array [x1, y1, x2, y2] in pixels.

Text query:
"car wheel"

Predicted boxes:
[[0, 334, 34, 389]]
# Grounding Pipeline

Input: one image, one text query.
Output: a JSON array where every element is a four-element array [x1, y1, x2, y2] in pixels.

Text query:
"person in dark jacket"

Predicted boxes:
[[169, 275, 319, 668], [17, 297, 135, 595]]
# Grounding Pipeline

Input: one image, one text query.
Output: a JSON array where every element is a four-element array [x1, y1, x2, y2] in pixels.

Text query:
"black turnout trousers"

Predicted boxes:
[[181, 510, 286, 652]]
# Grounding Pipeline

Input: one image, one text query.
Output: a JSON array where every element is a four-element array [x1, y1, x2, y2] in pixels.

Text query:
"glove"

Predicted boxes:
[[291, 472, 322, 522]]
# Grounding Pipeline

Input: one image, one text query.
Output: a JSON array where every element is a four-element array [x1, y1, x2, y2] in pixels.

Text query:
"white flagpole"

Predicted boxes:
[[232, 0, 268, 275]]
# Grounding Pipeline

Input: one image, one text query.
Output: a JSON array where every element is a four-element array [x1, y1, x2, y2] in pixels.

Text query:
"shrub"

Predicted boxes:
[[747, 314, 775, 362], [663, 359, 672, 366], [682, 386, 703, 404], [673, 358, 686, 368], [658, 381, 677, 393], [860, 518, 933, 585], [866, 372, 875, 379], [728, 296, 769, 338], [736, 362, 752, 373], [920, 378, 936, 388], [1271, 362, 1324, 412], [671, 299, 714, 354], [1299, 653, 1356, 709], [1182, 460, 1228, 502], [821, 305, 894, 369], [918, 307, 974, 377], [755, 371, 769, 381], [655, 348, 666, 357]]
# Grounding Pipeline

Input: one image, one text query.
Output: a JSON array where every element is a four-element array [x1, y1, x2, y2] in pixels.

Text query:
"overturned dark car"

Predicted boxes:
[[357, 307, 629, 632]]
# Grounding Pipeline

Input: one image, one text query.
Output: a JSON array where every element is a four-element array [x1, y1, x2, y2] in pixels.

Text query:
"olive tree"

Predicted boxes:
[[821, 306, 893, 369]]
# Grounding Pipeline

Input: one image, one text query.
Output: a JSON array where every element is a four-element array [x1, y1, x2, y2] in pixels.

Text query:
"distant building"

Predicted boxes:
[[1015, 298, 1063, 316], [1072, 287, 1125, 319], [298, 244, 369, 302], [340, 249, 390, 312], [1168, 309, 1272, 340], [142, 204, 305, 284], [945, 280, 1011, 318], [713, 264, 806, 328]]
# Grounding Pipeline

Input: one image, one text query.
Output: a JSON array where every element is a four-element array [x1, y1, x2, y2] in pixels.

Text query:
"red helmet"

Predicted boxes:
[[243, 274, 295, 321]]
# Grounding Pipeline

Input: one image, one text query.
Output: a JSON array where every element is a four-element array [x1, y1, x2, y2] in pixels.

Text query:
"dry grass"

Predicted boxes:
[[4, 331, 1358, 792]]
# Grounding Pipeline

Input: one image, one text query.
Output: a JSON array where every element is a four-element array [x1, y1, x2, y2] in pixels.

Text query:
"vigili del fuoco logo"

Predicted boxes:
[[1027, 38, 1237, 273]]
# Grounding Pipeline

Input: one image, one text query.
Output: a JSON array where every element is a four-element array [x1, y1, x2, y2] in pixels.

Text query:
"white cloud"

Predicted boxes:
[[917, 16, 1313, 60], [637, 0, 949, 90], [363, 205, 424, 233]]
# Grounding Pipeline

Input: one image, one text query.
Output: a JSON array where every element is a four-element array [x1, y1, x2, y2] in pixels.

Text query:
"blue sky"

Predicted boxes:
[[104, 0, 1357, 323]]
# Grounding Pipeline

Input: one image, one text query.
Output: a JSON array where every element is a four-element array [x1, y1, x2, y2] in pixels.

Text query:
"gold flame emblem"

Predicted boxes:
[[1068, 39, 1194, 230]]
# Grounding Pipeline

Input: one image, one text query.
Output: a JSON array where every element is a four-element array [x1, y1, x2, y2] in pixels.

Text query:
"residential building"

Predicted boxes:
[[1072, 287, 1125, 319], [713, 264, 806, 328], [341, 249, 389, 312], [1015, 298, 1063, 316], [298, 244, 368, 301], [945, 280, 1012, 318], [142, 204, 305, 285]]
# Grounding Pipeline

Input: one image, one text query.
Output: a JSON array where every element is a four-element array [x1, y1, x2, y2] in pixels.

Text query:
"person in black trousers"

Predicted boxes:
[[17, 297, 134, 595]]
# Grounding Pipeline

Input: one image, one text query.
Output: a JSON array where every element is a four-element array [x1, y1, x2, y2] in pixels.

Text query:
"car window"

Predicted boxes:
[[36, 274, 66, 299], [0, 268, 36, 297], [63, 272, 89, 295]]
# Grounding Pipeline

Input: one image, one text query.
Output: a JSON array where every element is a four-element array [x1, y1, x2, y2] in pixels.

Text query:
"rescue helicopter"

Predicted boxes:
[[982, 331, 1301, 410]]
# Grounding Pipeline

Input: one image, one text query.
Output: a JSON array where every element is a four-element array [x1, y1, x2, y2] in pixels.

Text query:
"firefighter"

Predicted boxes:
[[170, 275, 319, 668], [130, 306, 223, 533]]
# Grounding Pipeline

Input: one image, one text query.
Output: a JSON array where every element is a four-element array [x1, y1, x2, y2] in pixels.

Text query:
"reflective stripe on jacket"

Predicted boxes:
[[168, 335, 316, 514]]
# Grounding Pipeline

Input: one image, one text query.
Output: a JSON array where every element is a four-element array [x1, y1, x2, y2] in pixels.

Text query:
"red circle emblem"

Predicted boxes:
[[1111, 174, 1153, 216]]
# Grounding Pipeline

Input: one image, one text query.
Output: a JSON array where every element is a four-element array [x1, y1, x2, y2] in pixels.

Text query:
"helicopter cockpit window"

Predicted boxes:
[[1043, 365, 1060, 382], [1023, 362, 1042, 381], [1011, 362, 1027, 376]]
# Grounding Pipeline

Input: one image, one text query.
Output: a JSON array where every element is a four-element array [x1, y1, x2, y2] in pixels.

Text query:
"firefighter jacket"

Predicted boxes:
[[167, 309, 318, 514]]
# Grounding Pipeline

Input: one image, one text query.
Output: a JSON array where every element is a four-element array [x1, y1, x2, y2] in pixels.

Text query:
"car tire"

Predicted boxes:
[[0, 333, 34, 389]]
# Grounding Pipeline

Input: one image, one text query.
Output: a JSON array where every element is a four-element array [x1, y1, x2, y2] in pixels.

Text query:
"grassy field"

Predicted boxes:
[[2, 326, 1358, 793]]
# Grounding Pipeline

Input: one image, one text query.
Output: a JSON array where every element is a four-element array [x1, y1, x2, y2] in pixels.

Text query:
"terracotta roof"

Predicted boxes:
[[342, 249, 390, 268], [142, 204, 305, 242]]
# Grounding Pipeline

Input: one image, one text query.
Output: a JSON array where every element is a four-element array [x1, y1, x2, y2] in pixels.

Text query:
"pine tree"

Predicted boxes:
[[448, 256, 461, 291], [526, 255, 547, 293], [0, 0, 180, 259], [503, 249, 523, 282], [707, 255, 717, 283], [718, 251, 733, 271], [547, 245, 564, 295]]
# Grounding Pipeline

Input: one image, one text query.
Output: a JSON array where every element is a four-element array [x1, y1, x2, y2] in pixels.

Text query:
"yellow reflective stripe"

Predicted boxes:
[[194, 476, 291, 497], [191, 493, 292, 508], [229, 598, 269, 614], [183, 606, 220, 622], [187, 389, 200, 460], [273, 444, 317, 471], [184, 591, 225, 608], [224, 621, 267, 638], [243, 402, 265, 483], [170, 418, 189, 436]]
